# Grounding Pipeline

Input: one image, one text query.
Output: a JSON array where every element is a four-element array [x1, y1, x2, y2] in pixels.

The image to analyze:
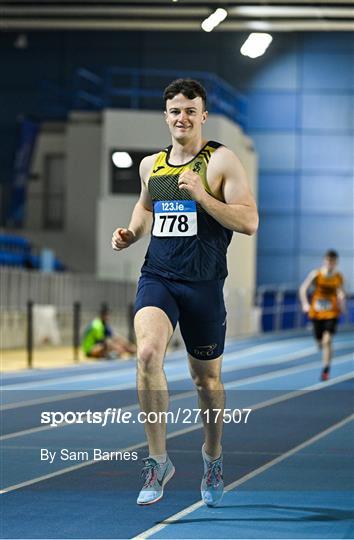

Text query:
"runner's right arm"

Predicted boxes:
[[299, 270, 317, 312], [111, 155, 156, 251]]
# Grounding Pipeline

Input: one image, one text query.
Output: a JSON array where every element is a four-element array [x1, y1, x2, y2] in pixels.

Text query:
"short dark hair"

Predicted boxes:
[[100, 304, 110, 317], [325, 249, 338, 259], [163, 79, 207, 110]]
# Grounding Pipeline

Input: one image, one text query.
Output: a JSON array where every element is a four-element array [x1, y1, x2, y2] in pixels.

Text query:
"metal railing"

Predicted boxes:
[[1, 267, 136, 349], [256, 287, 354, 333], [2, 268, 353, 350], [0, 267, 135, 311], [41, 67, 248, 130]]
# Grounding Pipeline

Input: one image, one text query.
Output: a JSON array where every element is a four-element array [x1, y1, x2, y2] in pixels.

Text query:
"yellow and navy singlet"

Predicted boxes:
[[142, 140, 233, 282]]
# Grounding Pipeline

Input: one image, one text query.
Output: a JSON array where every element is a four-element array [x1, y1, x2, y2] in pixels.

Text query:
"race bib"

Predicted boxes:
[[152, 200, 197, 237], [314, 299, 333, 312]]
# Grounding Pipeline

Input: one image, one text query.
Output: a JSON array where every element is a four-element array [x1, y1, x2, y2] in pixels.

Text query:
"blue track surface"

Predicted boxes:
[[1, 331, 353, 539]]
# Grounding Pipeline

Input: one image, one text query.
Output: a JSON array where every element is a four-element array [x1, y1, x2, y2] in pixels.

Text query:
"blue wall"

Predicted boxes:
[[247, 34, 354, 290], [1, 31, 353, 289]]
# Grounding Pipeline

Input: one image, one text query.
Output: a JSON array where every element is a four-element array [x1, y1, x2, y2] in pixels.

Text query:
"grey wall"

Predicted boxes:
[[21, 112, 102, 272]]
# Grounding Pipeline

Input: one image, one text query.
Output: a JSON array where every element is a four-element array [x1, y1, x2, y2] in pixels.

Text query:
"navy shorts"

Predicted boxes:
[[134, 272, 227, 360]]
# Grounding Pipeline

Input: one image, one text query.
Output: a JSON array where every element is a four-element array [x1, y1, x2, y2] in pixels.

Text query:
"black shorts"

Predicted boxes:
[[312, 319, 338, 341], [134, 272, 227, 360]]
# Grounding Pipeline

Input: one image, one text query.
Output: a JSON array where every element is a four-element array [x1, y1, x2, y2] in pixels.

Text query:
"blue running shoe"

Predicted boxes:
[[201, 446, 224, 507], [137, 457, 175, 505]]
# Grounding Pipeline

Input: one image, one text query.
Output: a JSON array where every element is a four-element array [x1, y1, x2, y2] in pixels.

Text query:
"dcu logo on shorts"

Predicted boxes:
[[193, 343, 217, 357]]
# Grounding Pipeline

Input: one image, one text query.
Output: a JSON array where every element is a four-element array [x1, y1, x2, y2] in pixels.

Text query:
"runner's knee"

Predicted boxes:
[[191, 372, 221, 392], [137, 342, 164, 374], [322, 332, 331, 345]]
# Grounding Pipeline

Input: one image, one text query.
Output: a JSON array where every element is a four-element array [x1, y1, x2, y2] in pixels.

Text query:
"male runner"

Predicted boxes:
[[299, 250, 345, 381], [112, 79, 258, 506]]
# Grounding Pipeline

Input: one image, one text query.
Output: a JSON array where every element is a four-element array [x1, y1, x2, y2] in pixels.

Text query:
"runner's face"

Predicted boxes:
[[165, 94, 207, 142], [324, 256, 337, 272]]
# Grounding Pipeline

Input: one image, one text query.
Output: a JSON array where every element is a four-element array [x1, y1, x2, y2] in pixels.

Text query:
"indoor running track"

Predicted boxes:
[[1, 330, 353, 539]]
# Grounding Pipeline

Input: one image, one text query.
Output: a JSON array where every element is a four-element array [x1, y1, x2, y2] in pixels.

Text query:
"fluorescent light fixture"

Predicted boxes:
[[112, 151, 133, 168], [248, 21, 271, 31], [240, 33, 273, 59], [231, 6, 354, 18], [201, 19, 214, 32], [201, 8, 228, 32], [214, 8, 228, 23]]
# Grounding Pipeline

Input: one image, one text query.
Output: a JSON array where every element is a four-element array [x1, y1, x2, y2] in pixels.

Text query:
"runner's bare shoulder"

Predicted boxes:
[[140, 153, 160, 183]]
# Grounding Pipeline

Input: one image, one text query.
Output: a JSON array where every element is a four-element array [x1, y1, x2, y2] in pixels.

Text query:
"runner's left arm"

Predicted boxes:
[[337, 278, 346, 313], [178, 147, 258, 235]]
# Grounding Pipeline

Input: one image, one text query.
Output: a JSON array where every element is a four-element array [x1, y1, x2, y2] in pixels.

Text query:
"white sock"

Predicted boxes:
[[202, 444, 221, 462], [149, 453, 167, 464]]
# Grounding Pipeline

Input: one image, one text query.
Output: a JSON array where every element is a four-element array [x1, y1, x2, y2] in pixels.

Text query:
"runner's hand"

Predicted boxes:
[[178, 170, 206, 204], [302, 303, 310, 313], [111, 228, 135, 251]]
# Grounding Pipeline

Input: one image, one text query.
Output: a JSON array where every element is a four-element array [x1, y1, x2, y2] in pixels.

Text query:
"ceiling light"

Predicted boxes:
[[231, 6, 354, 18], [214, 8, 228, 23], [240, 33, 273, 59], [112, 151, 133, 168], [201, 19, 214, 32], [201, 8, 228, 32]]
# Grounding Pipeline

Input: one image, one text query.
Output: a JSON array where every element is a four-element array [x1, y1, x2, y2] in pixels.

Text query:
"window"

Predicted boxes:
[[110, 149, 157, 194], [43, 154, 65, 230]]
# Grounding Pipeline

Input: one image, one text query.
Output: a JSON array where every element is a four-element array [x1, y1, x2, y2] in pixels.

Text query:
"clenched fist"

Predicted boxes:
[[111, 228, 135, 251], [178, 170, 206, 204], [301, 302, 310, 314]]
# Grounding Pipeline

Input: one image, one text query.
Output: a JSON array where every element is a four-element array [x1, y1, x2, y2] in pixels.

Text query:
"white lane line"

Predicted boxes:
[[225, 352, 353, 389], [1, 371, 352, 493], [248, 371, 354, 414], [1, 389, 115, 412], [132, 413, 354, 540], [2, 364, 140, 390], [1, 353, 353, 441], [2, 339, 352, 411], [3, 349, 353, 442], [2, 333, 351, 384], [3, 370, 353, 449], [1, 336, 326, 390]]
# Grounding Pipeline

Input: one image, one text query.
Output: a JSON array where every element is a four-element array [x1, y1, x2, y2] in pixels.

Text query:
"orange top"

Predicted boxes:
[[309, 270, 343, 320]]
